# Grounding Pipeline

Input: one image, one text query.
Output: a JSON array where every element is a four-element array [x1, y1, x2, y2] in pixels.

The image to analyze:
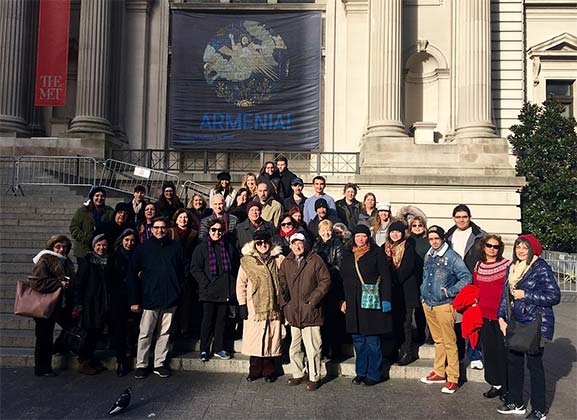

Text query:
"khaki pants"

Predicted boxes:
[[423, 302, 459, 383], [136, 307, 175, 369], [289, 325, 322, 382]]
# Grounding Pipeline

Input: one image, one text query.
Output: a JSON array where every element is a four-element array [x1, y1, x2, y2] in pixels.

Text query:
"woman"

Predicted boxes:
[[406, 215, 429, 344], [29, 235, 76, 377], [384, 221, 420, 366], [156, 181, 184, 219], [137, 202, 157, 243], [169, 208, 199, 257], [333, 222, 352, 246], [358, 193, 377, 227], [73, 234, 110, 375], [497, 234, 560, 420], [189, 194, 211, 220], [229, 187, 250, 223], [371, 202, 394, 246], [473, 234, 510, 399], [340, 224, 392, 386], [209, 171, 236, 211], [236, 231, 284, 382], [312, 220, 346, 359], [191, 218, 238, 362], [288, 206, 308, 236], [106, 229, 139, 376], [242, 172, 258, 199]]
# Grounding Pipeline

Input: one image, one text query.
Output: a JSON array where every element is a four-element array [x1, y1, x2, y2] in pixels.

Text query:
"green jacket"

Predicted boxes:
[[69, 204, 114, 257]]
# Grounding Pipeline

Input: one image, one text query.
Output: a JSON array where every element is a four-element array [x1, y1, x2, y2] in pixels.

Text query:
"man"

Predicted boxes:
[[255, 182, 283, 228], [419, 225, 471, 394], [303, 176, 337, 223], [127, 185, 147, 225], [98, 202, 134, 245], [128, 217, 185, 379], [307, 198, 341, 239], [199, 194, 238, 240], [235, 201, 276, 250], [274, 155, 297, 201], [70, 187, 115, 258], [279, 233, 331, 391], [283, 176, 307, 212], [446, 204, 487, 273], [335, 183, 362, 230]]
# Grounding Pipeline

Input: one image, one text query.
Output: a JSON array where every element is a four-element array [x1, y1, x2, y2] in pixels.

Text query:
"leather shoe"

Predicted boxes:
[[363, 377, 379, 386], [397, 353, 418, 366], [483, 386, 503, 399], [287, 377, 304, 386], [264, 375, 276, 383], [306, 381, 319, 391], [352, 376, 364, 385], [246, 375, 261, 382]]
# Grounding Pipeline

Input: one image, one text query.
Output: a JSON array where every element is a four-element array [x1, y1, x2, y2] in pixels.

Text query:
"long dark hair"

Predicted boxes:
[[479, 234, 505, 262]]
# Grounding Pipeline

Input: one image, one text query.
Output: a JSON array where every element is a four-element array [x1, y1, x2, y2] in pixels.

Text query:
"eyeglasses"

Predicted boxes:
[[152, 226, 166, 230], [281, 222, 293, 227], [255, 240, 270, 246], [210, 228, 224, 233], [411, 224, 424, 228], [485, 243, 500, 250]]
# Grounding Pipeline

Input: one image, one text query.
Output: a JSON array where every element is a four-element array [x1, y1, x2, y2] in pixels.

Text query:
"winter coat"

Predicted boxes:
[[421, 242, 472, 307], [190, 239, 238, 303], [106, 248, 132, 312], [126, 199, 147, 225], [128, 236, 184, 310], [497, 258, 560, 342], [274, 168, 297, 201], [279, 226, 310, 256], [283, 194, 306, 213], [74, 253, 109, 329], [335, 198, 362, 230], [155, 196, 184, 219], [279, 250, 331, 328], [235, 218, 276, 251], [395, 205, 428, 225], [69, 204, 114, 257], [446, 222, 487, 273], [260, 199, 283, 228], [340, 242, 393, 335], [312, 236, 345, 305], [453, 285, 483, 349], [387, 241, 421, 308], [236, 243, 284, 357], [30, 251, 76, 311], [307, 214, 341, 240]]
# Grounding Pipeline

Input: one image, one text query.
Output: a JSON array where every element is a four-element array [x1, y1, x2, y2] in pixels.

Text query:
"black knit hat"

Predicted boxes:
[[115, 202, 132, 213], [427, 225, 445, 240], [352, 224, 371, 237], [162, 181, 176, 192], [253, 230, 272, 242], [388, 220, 407, 241], [217, 171, 231, 181], [88, 186, 106, 200], [315, 198, 329, 210]]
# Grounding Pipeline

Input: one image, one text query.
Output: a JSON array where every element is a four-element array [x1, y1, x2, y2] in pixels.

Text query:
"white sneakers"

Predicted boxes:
[[470, 360, 484, 370]]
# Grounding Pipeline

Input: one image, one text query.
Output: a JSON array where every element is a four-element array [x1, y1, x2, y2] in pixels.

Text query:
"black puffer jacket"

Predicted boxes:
[[74, 253, 109, 329]]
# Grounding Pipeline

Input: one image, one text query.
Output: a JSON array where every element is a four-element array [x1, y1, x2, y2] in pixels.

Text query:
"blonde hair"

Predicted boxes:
[[318, 219, 334, 233]]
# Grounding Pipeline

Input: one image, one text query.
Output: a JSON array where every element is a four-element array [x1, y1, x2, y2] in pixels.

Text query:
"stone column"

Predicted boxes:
[[69, 0, 112, 134], [454, 0, 496, 139], [0, 0, 32, 135], [110, 0, 127, 142], [365, 0, 406, 139]]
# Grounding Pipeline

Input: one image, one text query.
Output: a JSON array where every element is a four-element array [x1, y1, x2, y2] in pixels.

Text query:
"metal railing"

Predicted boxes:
[[0, 156, 17, 191], [15, 156, 98, 191], [110, 149, 360, 175], [99, 159, 180, 200], [179, 180, 211, 205], [543, 258, 577, 293]]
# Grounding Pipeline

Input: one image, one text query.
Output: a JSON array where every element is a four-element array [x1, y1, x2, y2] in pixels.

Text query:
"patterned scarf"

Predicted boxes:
[[208, 238, 231, 276], [352, 243, 370, 261], [385, 240, 406, 270]]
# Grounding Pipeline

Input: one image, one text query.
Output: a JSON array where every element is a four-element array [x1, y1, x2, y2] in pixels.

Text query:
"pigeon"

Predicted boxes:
[[108, 387, 131, 416]]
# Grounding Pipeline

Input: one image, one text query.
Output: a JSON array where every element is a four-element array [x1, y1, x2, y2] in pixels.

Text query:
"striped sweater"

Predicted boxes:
[[473, 259, 511, 320]]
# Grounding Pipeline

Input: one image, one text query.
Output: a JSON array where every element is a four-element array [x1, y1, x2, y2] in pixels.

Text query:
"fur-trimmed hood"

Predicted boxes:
[[241, 241, 283, 258], [396, 205, 427, 224]]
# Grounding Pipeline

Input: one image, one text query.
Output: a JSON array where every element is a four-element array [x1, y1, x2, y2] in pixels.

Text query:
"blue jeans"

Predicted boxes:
[[352, 334, 382, 382]]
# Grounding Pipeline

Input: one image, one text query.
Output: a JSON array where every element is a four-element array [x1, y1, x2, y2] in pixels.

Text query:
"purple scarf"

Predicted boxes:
[[207, 238, 231, 276]]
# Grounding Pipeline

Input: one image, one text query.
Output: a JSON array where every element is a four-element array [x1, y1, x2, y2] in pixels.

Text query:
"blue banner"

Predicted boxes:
[[168, 11, 321, 150]]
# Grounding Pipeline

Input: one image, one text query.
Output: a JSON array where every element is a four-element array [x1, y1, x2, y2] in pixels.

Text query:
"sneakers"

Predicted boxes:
[[441, 381, 458, 394], [153, 366, 171, 378], [134, 367, 149, 379], [497, 403, 527, 415], [470, 360, 484, 370], [525, 410, 546, 420], [200, 352, 209, 362], [420, 371, 446, 384], [214, 350, 232, 360]]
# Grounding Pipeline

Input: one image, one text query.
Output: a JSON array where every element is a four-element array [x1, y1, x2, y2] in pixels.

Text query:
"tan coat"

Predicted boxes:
[[236, 242, 284, 357]]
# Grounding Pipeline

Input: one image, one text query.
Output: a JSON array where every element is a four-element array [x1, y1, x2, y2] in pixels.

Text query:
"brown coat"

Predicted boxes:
[[30, 251, 76, 293], [279, 250, 331, 328], [236, 242, 284, 357]]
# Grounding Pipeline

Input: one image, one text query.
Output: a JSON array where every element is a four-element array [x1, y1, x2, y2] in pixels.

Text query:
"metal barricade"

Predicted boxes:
[[15, 156, 97, 191], [543, 258, 577, 293], [179, 180, 211, 206], [99, 159, 180, 200], [0, 156, 17, 192]]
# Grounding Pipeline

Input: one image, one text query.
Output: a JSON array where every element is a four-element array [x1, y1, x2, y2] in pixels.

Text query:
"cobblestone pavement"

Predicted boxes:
[[1, 303, 575, 420]]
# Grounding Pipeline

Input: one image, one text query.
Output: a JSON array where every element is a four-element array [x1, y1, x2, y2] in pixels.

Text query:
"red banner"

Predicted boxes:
[[35, 0, 70, 107]]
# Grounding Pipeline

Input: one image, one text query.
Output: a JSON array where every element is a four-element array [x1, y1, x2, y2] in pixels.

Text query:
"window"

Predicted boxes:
[[546, 80, 574, 118]]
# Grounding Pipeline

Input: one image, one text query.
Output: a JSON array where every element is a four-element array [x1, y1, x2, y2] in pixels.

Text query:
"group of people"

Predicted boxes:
[[28, 156, 560, 420]]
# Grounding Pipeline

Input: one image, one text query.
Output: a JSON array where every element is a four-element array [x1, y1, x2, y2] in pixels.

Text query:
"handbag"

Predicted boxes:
[[354, 259, 381, 310], [14, 278, 61, 319], [505, 290, 542, 354], [59, 326, 86, 355]]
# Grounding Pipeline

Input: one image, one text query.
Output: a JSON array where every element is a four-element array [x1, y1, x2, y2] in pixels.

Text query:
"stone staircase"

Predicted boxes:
[[0, 185, 485, 382]]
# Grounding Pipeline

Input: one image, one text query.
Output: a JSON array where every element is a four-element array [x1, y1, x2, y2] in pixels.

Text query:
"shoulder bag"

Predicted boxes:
[[14, 278, 62, 319], [505, 290, 542, 354], [354, 260, 381, 310]]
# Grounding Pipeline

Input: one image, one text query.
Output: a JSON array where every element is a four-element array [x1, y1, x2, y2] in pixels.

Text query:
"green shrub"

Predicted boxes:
[[508, 98, 577, 253]]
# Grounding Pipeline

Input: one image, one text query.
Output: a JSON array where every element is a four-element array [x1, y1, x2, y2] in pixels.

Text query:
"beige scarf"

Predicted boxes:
[[508, 255, 538, 293], [240, 254, 281, 321]]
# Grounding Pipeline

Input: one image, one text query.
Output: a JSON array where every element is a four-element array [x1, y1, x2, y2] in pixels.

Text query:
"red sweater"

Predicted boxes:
[[473, 259, 510, 320]]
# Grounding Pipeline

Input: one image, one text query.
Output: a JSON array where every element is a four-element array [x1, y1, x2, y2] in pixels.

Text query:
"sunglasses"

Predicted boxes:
[[411, 224, 424, 228], [281, 222, 293, 227], [152, 226, 166, 230], [255, 240, 270, 246], [485, 243, 500, 250], [210, 228, 224, 233]]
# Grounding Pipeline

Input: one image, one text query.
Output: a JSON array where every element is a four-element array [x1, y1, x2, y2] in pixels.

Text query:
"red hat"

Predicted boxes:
[[518, 233, 543, 256]]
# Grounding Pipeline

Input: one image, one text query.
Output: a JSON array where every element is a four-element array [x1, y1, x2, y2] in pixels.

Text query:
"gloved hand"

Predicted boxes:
[[381, 300, 391, 313], [281, 287, 291, 303], [239, 304, 249, 320]]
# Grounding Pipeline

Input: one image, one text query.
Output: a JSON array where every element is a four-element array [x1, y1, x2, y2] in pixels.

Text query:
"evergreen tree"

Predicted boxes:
[[508, 99, 577, 253]]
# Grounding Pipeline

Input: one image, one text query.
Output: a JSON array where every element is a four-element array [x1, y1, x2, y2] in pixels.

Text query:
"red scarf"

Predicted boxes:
[[280, 227, 296, 237]]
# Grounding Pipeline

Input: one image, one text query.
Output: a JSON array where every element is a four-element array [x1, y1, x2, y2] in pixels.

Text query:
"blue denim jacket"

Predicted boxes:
[[421, 242, 472, 307]]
